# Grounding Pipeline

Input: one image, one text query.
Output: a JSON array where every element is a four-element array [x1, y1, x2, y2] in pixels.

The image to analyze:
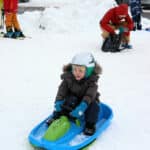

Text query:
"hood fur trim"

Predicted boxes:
[[63, 63, 102, 75]]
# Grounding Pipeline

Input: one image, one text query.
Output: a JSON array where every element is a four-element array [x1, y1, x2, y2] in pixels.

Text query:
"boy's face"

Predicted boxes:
[[72, 65, 86, 81]]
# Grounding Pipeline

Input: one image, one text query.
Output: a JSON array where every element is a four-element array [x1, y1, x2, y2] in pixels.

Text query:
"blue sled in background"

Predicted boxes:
[[28, 103, 113, 150]]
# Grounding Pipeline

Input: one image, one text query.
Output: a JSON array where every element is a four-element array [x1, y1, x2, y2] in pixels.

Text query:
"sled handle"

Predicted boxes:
[[61, 105, 81, 126]]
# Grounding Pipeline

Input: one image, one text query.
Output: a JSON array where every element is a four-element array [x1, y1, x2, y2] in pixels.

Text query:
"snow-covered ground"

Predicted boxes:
[[0, 0, 150, 150]]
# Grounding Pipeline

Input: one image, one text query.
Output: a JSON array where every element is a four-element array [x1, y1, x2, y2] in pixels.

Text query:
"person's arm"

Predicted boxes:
[[55, 80, 69, 101], [100, 9, 116, 34], [83, 81, 98, 104]]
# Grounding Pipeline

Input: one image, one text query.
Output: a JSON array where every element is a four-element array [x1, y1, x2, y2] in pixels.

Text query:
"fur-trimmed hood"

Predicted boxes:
[[62, 62, 102, 75]]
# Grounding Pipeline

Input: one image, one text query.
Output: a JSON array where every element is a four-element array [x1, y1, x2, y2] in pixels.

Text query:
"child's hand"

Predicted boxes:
[[70, 101, 88, 118], [54, 100, 64, 112]]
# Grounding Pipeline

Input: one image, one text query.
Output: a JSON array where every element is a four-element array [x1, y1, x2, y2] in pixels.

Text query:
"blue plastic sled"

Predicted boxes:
[[28, 103, 113, 150]]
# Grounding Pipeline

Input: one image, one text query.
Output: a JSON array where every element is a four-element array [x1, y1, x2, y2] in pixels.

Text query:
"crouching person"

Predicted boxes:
[[47, 52, 102, 136], [100, 4, 134, 49]]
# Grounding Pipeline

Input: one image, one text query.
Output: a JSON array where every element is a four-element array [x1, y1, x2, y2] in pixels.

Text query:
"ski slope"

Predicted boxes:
[[0, 0, 150, 150]]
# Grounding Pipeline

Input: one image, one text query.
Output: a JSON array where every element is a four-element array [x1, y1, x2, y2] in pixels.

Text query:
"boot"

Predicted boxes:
[[136, 15, 142, 30], [46, 111, 61, 126], [132, 23, 136, 31], [4, 27, 14, 38], [84, 122, 96, 136], [133, 26, 136, 31], [46, 118, 56, 126], [137, 23, 142, 30], [121, 43, 132, 49], [13, 29, 25, 38]]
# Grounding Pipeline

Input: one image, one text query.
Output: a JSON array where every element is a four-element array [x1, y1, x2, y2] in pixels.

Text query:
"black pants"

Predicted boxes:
[[133, 14, 141, 24], [85, 101, 100, 124]]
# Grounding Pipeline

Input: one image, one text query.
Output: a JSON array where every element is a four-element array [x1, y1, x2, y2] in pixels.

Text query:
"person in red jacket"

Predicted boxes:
[[3, 0, 24, 38], [100, 4, 133, 49]]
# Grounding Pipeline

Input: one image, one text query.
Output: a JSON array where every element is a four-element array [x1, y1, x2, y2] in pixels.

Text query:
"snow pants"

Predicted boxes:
[[5, 12, 21, 30]]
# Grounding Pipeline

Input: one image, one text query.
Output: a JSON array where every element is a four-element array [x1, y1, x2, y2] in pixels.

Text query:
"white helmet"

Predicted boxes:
[[71, 52, 95, 77], [71, 52, 95, 67]]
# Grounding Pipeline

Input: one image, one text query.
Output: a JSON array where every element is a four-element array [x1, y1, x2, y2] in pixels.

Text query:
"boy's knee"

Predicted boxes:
[[101, 31, 110, 39]]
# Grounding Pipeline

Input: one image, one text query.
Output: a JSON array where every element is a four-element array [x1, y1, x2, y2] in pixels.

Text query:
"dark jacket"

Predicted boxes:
[[55, 63, 102, 105]]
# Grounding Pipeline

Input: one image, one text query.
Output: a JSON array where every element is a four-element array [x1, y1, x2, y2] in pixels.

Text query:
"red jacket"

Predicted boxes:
[[100, 4, 133, 34], [4, 0, 18, 13]]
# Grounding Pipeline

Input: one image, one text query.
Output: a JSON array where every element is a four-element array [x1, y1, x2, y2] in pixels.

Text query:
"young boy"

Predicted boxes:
[[100, 4, 134, 49], [47, 52, 102, 136], [3, 0, 25, 38]]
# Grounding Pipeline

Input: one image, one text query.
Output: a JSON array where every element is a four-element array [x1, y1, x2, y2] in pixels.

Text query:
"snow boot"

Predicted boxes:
[[13, 29, 25, 38], [121, 43, 132, 49], [137, 23, 142, 30], [46, 111, 61, 126], [4, 27, 14, 38], [84, 122, 96, 136], [132, 22, 136, 31], [46, 118, 56, 126]]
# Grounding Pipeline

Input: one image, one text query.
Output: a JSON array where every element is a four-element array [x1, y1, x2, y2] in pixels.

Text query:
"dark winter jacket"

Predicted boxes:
[[55, 63, 102, 105], [100, 4, 133, 35], [129, 0, 142, 22]]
